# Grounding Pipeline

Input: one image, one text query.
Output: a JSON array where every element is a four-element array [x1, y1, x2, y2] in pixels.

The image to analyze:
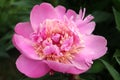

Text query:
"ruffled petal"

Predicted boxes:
[[61, 37, 73, 51], [16, 55, 50, 78], [30, 3, 58, 31], [82, 35, 107, 60], [71, 52, 93, 74], [77, 21, 95, 34], [44, 60, 86, 74], [15, 22, 33, 39], [79, 8, 86, 20], [12, 34, 40, 60], [76, 9, 95, 34], [71, 35, 107, 74]]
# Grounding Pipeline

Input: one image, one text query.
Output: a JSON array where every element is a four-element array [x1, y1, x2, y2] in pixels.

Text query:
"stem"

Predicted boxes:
[[69, 74, 80, 80]]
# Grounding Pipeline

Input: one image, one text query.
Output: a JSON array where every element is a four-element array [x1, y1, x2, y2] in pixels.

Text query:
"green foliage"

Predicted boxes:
[[113, 8, 120, 31], [0, 0, 120, 80], [87, 60, 104, 73], [100, 59, 120, 80], [112, 0, 120, 11], [113, 49, 120, 65]]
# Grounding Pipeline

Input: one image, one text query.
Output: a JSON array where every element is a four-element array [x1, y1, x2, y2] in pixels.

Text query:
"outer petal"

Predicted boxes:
[[77, 21, 95, 34], [16, 55, 50, 78], [76, 11, 95, 34], [66, 9, 77, 20], [83, 15, 94, 23], [12, 34, 40, 60], [82, 35, 107, 60], [70, 58, 92, 74], [30, 3, 58, 31], [55, 5, 66, 19], [15, 22, 33, 39], [72, 52, 93, 74], [71, 35, 107, 74], [44, 60, 87, 74]]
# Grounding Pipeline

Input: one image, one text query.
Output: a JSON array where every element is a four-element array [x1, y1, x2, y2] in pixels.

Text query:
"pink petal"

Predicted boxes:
[[82, 35, 107, 60], [71, 35, 107, 74], [72, 52, 93, 73], [44, 60, 86, 74], [55, 5, 66, 19], [30, 3, 58, 31], [61, 37, 73, 51], [12, 34, 40, 60], [83, 15, 94, 23], [77, 21, 95, 34], [51, 33, 60, 43], [16, 55, 50, 78], [79, 8, 86, 20], [66, 9, 77, 20], [43, 45, 60, 56], [15, 22, 33, 39]]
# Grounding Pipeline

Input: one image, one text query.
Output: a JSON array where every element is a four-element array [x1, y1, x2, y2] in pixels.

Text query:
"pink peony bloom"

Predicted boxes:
[[12, 2, 107, 78]]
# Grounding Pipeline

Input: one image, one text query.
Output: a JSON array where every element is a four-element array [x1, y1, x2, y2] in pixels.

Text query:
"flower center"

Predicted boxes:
[[31, 19, 83, 63]]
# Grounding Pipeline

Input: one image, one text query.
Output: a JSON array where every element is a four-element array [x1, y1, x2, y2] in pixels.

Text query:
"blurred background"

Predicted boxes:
[[0, 0, 120, 80]]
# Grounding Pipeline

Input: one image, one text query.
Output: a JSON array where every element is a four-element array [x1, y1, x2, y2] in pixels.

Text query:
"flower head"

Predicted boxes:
[[12, 2, 107, 78]]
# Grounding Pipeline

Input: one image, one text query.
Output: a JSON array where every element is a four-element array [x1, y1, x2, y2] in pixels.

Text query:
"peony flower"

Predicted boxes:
[[12, 2, 107, 78]]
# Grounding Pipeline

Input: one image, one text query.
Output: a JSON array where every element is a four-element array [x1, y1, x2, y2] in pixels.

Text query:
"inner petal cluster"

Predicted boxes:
[[31, 19, 83, 63]]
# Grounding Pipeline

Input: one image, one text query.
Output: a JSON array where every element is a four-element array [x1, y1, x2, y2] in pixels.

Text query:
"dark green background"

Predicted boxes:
[[0, 0, 120, 80]]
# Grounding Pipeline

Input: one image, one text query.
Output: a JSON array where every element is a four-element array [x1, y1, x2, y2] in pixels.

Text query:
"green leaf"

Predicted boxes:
[[87, 60, 104, 73], [112, 0, 120, 11], [113, 49, 120, 57], [115, 57, 120, 65], [113, 49, 120, 65], [100, 59, 120, 80], [113, 8, 120, 31]]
